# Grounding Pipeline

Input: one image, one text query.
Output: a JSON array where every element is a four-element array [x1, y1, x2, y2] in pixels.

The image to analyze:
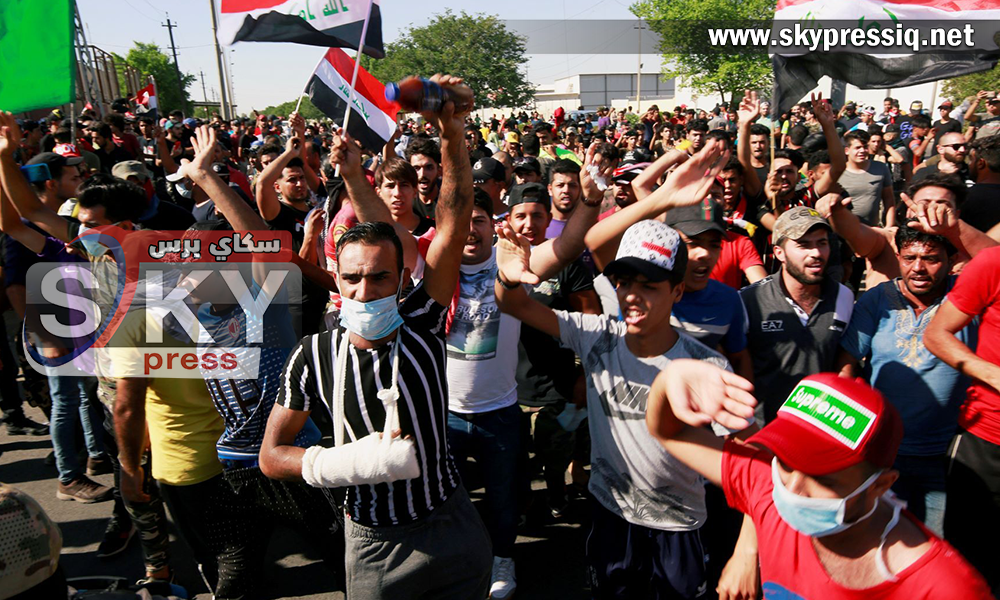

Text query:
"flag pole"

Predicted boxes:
[[333, 0, 375, 176], [294, 50, 330, 115]]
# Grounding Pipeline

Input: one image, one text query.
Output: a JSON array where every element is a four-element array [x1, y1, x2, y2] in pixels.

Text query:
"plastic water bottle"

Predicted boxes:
[[385, 77, 473, 113]]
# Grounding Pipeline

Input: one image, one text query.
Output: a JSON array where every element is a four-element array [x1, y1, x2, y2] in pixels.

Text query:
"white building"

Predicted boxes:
[[530, 69, 955, 119]]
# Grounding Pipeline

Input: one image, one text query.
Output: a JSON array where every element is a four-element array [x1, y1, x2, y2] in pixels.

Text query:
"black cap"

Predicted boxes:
[[472, 157, 506, 183], [507, 182, 550, 208], [664, 198, 727, 237], [26, 151, 83, 170], [512, 156, 541, 174], [885, 123, 901, 133]]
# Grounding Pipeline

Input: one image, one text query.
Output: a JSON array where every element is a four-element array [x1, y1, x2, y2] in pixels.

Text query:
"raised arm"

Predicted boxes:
[[327, 130, 417, 271], [646, 359, 757, 487], [255, 134, 301, 221], [0, 188, 45, 253], [493, 222, 560, 337], [737, 90, 763, 197], [585, 139, 730, 269], [289, 113, 321, 194], [420, 75, 476, 306], [632, 148, 689, 201], [815, 193, 887, 259], [527, 143, 606, 280], [0, 112, 72, 242], [900, 192, 998, 258], [811, 94, 846, 197]]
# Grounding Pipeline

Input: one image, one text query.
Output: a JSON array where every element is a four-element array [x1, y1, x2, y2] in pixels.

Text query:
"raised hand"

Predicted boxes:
[[422, 74, 474, 141], [328, 128, 363, 179], [652, 360, 756, 431], [900, 192, 958, 237], [737, 90, 761, 125], [0, 112, 23, 157], [814, 193, 852, 219], [495, 221, 541, 285], [184, 125, 218, 178], [657, 138, 730, 210], [811, 92, 835, 128], [580, 141, 613, 202]]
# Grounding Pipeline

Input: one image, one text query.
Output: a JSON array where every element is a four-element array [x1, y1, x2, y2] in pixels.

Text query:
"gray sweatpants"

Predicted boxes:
[[344, 485, 492, 600]]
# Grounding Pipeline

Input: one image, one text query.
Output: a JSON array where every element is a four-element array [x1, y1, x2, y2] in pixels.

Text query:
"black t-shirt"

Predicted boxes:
[[932, 119, 963, 155], [959, 183, 1000, 233], [516, 258, 594, 407], [412, 214, 434, 237], [93, 145, 132, 173], [138, 196, 195, 231], [912, 161, 969, 184], [267, 202, 328, 334]]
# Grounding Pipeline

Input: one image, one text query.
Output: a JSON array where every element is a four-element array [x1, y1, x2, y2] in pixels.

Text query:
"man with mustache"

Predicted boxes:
[[740, 207, 855, 424], [405, 137, 442, 220], [837, 222, 974, 538]]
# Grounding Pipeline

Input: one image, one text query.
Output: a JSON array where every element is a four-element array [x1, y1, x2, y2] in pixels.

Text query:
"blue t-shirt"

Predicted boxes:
[[840, 277, 977, 456], [197, 285, 319, 460], [670, 279, 748, 354]]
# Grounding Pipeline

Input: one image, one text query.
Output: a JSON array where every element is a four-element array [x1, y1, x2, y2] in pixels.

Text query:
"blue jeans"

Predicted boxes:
[[892, 454, 947, 537], [447, 403, 521, 558], [47, 372, 103, 484]]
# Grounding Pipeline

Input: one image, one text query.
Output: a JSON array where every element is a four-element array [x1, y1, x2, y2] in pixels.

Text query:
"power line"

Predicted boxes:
[[122, 0, 160, 23]]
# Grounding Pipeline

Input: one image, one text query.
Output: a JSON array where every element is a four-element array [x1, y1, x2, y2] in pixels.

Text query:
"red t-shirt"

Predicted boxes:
[[722, 440, 993, 600], [946, 245, 1000, 444], [711, 232, 762, 290]]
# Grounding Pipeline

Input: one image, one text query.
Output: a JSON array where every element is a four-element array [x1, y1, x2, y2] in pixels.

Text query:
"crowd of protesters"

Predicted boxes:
[[1, 75, 999, 600]]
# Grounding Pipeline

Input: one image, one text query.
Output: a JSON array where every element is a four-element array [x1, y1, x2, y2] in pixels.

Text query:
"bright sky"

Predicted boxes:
[[77, 0, 661, 113]]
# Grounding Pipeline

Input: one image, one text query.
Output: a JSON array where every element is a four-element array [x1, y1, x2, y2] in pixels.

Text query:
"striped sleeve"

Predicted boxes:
[[279, 337, 317, 411]]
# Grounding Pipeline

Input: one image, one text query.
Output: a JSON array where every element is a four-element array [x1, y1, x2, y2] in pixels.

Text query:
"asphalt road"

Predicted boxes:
[[0, 404, 593, 600]]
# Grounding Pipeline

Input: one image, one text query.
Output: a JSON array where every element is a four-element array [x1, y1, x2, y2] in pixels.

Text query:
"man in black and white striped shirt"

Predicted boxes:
[[260, 75, 492, 600]]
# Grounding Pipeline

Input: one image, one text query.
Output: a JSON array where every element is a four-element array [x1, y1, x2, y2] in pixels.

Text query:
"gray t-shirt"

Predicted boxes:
[[556, 311, 730, 531], [839, 161, 893, 226]]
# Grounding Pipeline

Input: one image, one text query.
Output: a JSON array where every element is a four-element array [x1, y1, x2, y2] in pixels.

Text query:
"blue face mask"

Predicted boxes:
[[770, 457, 882, 537], [339, 275, 405, 341], [77, 224, 119, 257]]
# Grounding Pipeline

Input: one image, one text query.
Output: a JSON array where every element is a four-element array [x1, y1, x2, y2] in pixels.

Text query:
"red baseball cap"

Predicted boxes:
[[748, 373, 903, 476]]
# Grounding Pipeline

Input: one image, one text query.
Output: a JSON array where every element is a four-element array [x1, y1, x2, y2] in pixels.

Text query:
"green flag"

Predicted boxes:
[[0, 0, 75, 113]]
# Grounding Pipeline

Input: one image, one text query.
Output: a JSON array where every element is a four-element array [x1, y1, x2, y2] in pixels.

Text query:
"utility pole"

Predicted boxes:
[[208, 0, 231, 119], [635, 18, 645, 113], [199, 70, 207, 102], [162, 15, 183, 94]]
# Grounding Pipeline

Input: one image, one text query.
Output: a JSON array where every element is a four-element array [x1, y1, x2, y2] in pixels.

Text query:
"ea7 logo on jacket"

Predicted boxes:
[[761, 320, 784, 332]]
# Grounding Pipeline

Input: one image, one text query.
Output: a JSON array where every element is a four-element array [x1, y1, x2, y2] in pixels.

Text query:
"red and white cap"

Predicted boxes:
[[602, 220, 683, 283], [749, 373, 903, 476], [52, 143, 81, 158]]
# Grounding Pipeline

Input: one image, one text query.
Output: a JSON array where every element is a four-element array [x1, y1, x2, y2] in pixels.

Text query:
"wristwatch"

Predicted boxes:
[[582, 194, 603, 208]]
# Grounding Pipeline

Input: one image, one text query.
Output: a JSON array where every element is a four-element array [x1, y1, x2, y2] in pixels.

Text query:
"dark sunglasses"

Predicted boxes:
[[942, 143, 968, 150]]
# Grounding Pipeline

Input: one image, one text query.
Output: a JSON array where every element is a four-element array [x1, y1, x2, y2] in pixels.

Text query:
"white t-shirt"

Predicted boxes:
[[557, 310, 731, 531], [446, 247, 521, 413]]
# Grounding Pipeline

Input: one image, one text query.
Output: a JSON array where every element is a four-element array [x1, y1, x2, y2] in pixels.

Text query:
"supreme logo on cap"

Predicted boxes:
[[641, 241, 673, 258], [779, 382, 876, 449]]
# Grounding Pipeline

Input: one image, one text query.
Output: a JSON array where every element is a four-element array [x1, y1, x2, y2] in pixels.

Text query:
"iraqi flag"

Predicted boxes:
[[218, 0, 384, 58], [134, 83, 158, 120], [771, 0, 1000, 114], [306, 48, 398, 152]]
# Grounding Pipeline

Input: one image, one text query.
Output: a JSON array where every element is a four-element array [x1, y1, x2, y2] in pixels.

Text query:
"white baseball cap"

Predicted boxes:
[[603, 220, 684, 282]]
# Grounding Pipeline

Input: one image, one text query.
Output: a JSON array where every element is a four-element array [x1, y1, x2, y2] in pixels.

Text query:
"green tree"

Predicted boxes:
[[258, 97, 325, 121], [942, 64, 1000, 105], [631, 0, 775, 107], [118, 42, 194, 115], [360, 10, 533, 109]]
